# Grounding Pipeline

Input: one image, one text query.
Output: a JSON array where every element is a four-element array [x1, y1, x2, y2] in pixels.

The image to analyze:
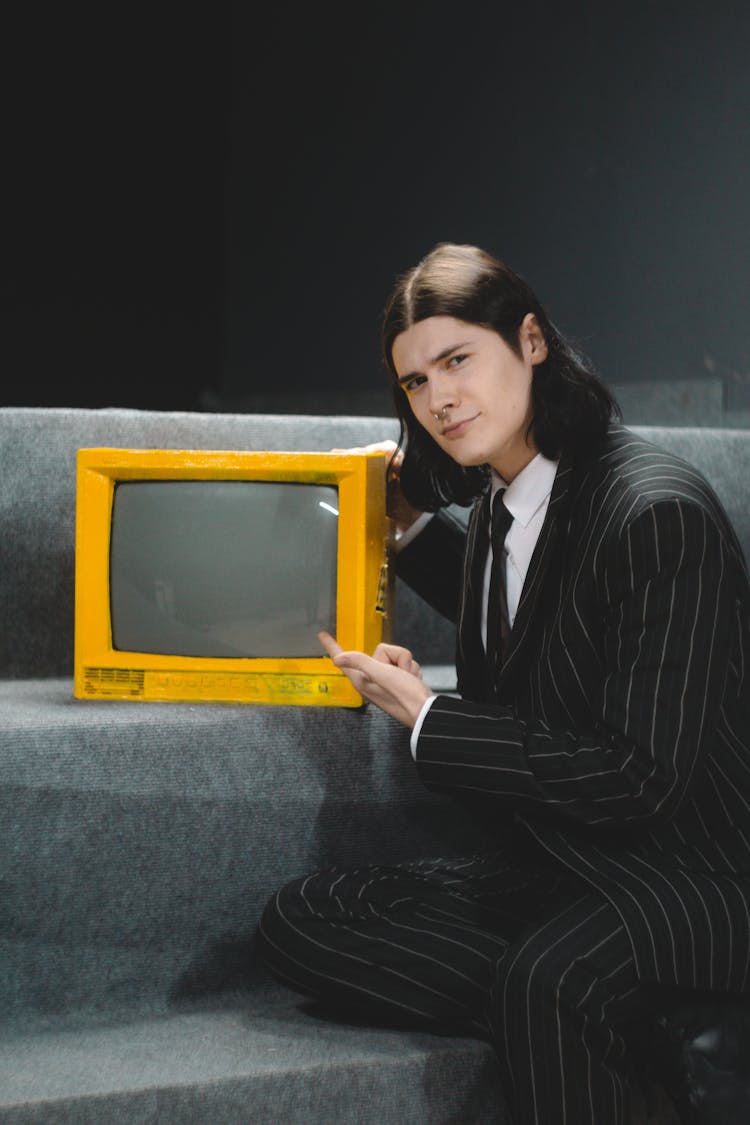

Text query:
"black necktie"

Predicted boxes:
[[484, 489, 513, 695]]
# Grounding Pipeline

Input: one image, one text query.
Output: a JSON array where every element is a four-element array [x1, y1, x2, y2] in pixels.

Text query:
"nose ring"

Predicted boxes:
[[433, 406, 448, 422]]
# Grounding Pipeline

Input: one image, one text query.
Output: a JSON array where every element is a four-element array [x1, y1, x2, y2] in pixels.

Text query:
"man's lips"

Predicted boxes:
[[442, 414, 478, 438]]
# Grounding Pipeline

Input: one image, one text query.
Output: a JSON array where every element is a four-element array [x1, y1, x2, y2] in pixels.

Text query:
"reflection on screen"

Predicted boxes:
[[110, 481, 338, 657]]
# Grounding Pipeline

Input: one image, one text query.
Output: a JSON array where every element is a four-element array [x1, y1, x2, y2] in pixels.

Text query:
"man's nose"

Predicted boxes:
[[427, 376, 456, 416]]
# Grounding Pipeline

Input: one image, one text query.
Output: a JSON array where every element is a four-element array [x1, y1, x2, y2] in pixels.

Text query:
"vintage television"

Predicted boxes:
[[74, 447, 392, 707]]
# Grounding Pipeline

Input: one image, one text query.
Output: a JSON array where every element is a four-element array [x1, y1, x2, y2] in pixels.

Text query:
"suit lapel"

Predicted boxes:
[[455, 491, 490, 700], [497, 459, 574, 694]]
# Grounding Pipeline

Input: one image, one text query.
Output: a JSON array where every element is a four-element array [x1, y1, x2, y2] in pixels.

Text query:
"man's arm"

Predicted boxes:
[[415, 499, 738, 829], [395, 507, 468, 623]]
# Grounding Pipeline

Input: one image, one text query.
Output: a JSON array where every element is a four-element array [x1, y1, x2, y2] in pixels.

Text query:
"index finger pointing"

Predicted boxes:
[[318, 630, 344, 659]]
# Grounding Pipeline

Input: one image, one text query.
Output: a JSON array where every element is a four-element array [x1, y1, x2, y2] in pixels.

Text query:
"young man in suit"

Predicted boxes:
[[258, 243, 750, 1124]]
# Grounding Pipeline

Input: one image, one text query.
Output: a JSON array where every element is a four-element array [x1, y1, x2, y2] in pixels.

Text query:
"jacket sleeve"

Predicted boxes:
[[394, 507, 468, 624], [415, 498, 743, 828]]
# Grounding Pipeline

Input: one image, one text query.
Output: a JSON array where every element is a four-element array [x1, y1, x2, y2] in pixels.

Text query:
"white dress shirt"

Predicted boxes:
[[409, 452, 559, 756]]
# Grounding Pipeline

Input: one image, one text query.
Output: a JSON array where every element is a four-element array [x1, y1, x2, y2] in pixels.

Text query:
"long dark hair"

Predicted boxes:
[[382, 243, 620, 510]]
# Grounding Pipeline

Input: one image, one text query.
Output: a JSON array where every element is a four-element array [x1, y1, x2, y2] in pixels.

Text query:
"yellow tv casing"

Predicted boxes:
[[74, 448, 392, 707]]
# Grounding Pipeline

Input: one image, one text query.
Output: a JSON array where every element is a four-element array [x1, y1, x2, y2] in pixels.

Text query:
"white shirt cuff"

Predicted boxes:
[[394, 511, 433, 552], [410, 694, 438, 759]]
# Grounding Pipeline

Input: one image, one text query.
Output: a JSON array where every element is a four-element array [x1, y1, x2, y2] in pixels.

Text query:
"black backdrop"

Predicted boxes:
[[4, 2, 749, 413]]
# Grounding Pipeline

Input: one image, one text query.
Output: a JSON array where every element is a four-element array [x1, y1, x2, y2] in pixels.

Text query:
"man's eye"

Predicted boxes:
[[447, 354, 467, 368]]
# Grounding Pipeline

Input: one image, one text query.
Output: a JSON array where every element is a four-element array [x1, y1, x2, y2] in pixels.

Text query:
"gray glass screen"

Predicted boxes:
[[109, 480, 338, 657]]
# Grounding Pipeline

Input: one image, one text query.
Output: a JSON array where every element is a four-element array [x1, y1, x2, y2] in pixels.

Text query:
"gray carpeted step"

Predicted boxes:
[[0, 679, 488, 1021], [0, 997, 506, 1124]]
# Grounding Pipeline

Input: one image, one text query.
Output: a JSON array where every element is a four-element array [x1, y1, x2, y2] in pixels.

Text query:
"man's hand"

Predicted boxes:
[[330, 440, 423, 534], [318, 631, 433, 728]]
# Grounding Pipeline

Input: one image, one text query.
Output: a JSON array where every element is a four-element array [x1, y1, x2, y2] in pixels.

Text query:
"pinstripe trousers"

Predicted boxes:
[[257, 845, 660, 1125]]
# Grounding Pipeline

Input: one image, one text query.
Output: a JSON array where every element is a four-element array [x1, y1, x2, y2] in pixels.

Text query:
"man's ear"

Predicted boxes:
[[520, 312, 548, 366]]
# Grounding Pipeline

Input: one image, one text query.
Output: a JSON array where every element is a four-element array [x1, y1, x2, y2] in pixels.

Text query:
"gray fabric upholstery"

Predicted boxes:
[[1, 407, 747, 1123], [0, 679, 492, 1022]]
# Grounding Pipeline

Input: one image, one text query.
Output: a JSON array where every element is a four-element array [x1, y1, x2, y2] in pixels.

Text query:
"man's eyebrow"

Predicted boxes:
[[396, 341, 472, 385]]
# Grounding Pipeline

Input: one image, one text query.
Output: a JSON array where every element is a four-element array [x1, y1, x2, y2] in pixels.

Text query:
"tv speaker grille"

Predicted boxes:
[[83, 667, 146, 697]]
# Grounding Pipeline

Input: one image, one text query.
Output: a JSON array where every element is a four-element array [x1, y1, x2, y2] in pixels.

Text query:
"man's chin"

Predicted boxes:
[[443, 447, 488, 468]]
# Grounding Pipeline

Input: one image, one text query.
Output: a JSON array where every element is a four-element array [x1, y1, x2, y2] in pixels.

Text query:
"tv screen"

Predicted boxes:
[[109, 480, 339, 659]]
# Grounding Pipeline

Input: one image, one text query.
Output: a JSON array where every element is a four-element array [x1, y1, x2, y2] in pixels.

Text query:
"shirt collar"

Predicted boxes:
[[490, 452, 559, 529]]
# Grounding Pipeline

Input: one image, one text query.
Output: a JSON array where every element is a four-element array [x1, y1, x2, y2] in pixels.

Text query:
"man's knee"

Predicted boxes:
[[259, 872, 322, 944], [490, 931, 568, 1023], [258, 866, 366, 957]]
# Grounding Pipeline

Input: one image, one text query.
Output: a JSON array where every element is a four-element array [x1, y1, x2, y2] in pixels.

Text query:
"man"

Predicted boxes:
[[259, 243, 750, 1123]]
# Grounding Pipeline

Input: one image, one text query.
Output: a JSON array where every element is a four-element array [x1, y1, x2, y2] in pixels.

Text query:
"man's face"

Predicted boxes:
[[392, 314, 547, 482]]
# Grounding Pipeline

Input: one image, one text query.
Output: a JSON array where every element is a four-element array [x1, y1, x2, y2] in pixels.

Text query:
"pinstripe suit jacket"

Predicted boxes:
[[397, 425, 750, 992]]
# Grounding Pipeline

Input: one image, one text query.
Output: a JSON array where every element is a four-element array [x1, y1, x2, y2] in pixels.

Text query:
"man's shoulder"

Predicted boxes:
[[579, 425, 718, 506], [563, 425, 742, 555]]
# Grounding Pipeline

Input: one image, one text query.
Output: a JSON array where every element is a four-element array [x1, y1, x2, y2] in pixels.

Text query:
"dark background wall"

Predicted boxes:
[[4, 2, 749, 418], [4, 7, 228, 411]]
